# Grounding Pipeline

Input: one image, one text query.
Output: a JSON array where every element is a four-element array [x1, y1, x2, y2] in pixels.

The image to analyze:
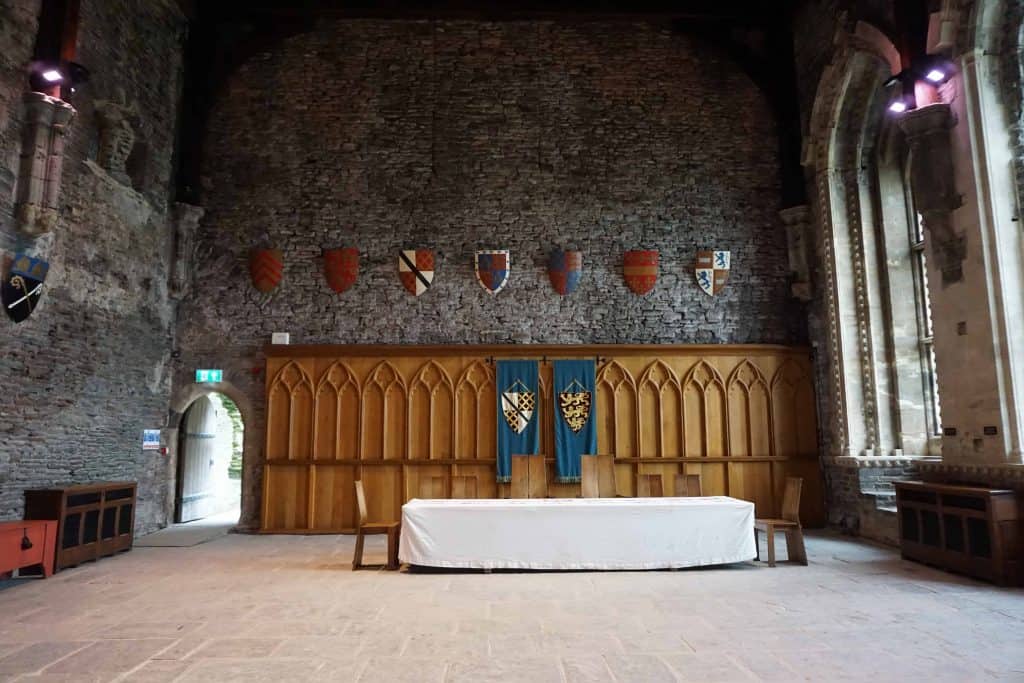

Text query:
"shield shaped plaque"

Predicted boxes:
[[324, 247, 359, 294], [623, 250, 658, 295], [695, 250, 730, 296], [2, 253, 48, 323], [250, 248, 282, 293], [398, 249, 435, 296], [548, 250, 582, 295], [475, 250, 510, 294]]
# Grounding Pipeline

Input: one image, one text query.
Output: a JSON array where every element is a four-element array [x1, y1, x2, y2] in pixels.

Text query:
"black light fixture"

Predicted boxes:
[[883, 55, 956, 115], [28, 59, 89, 99]]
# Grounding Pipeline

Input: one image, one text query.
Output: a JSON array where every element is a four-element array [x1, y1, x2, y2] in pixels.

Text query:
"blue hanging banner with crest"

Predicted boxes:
[[495, 360, 539, 483], [553, 360, 597, 483]]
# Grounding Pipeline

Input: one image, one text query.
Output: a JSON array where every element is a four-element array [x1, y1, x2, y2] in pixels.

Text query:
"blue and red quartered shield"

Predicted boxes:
[[548, 250, 582, 296], [474, 250, 510, 294]]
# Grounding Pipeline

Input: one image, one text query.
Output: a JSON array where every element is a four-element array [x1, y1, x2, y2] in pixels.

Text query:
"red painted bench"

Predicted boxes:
[[0, 520, 57, 579]]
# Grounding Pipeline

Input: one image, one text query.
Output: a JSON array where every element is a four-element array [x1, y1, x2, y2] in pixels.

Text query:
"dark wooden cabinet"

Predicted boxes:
[[23, 482, 136, 573], [895, 481, 1022, 586]]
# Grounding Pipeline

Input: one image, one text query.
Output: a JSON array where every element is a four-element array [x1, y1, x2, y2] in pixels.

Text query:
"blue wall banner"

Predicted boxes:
[[553, 359, 597, 483], [496, 359, 540, 482]]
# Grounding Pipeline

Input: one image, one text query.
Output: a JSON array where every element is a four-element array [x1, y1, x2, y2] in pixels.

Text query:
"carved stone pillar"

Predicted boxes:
[[169, 202, 205, 300], [779, 204, 812, 301], [94, 91, 137, 184], [898, 104, 964, 285], [13, 92, 76, 236]]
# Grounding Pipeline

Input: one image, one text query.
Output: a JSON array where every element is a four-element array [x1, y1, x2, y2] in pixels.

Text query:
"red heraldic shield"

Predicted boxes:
[[398, 249, 435, 296], [623, 250, 658, 295], [324, 247, 359, 294], [250, 248, 283, 293]]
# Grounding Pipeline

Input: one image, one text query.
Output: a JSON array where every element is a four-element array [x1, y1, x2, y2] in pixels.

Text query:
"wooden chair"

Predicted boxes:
[[580, 453, 617, 497], [451, 475, 477, 499], [352, 480, 401, 571], [510, 454, 546, 498], [581, 455, 600, 498], [674, 473, 702, 497], [636, 474, 664, 497], [418, 476, 445, 499], [754, 477, 807, 567]]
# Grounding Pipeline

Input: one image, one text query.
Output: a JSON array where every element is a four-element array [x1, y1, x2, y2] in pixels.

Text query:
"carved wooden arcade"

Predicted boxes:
[[262, 345, 824, 531]]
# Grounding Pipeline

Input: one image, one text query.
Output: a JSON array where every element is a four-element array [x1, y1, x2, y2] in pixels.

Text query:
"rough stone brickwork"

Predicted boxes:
[[0, 0, 187, 533], [177, 19, 805, 527]]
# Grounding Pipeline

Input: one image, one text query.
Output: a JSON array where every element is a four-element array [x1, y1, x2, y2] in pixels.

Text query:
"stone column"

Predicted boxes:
[[169, 202, 205, 300], [14, 92, 76, 236], [779, 204, 812, 301], [898, 104, 964, 285]]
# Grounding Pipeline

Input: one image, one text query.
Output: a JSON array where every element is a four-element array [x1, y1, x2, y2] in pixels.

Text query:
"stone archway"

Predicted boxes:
[[168, 380, 258, 531]]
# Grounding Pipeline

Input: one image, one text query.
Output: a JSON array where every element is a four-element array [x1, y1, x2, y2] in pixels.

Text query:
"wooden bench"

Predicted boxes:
[[0, 520, 58, 579]]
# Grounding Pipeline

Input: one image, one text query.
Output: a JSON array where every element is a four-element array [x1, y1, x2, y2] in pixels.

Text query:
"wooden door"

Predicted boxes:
[[177, 396, 226, 523]]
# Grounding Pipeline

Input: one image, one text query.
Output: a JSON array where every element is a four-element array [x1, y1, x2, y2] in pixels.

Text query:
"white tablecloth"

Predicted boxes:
[[399, 496, 755, 570]]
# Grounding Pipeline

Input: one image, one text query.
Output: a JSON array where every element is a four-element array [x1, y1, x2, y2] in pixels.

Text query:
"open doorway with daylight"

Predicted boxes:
[[175, 393, 244, 523]]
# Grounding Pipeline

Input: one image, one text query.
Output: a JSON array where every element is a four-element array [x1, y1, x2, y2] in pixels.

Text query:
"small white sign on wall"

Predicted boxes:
[[142, 429, 161, 451], [272, 332, 290, 345]]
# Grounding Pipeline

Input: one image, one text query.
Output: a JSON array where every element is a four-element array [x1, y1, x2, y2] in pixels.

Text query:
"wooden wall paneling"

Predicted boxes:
[[510, 455, 529, 498], [264, 464, 309, 530], [261, 345, 824, 532], [528, 454, 547, 499]]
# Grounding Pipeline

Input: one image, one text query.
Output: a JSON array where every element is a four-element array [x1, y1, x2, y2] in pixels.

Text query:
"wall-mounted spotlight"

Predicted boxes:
[[883, 54, 956, 115], [28, 60, 89, 100]]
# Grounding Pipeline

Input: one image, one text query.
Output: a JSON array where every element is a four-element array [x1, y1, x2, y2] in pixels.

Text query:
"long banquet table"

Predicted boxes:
[[399, 496, 756, 570]]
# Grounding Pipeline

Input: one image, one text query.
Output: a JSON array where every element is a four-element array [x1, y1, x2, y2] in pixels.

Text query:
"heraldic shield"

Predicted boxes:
[[548, 249, 582, 295], [623, 250, 658, 294], [3, 253, 48, 323], [398, 249, 434, 296], [695, 250, 730, 296], [501, 379, 536, 434], [324, 247, 359, 294], [250, 248, 282, 293], [475, 250, 510, 294]]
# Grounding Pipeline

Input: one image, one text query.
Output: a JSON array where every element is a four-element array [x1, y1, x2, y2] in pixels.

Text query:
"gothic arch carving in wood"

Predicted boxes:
[[454, 360, 495, 460], [638, 360, 683, 458], [267, 360, 314, 461], [409, 360, 455, 460], [361, 360, 407, 460], [682, 359, 727, 458], [597, 360, 638, 458], [314, 361, 360, 461], [727, 359, 773, 458]]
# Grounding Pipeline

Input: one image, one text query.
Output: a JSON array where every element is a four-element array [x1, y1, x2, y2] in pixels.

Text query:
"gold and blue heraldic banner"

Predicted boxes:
[[496, 360, 540, 482], [553, 359, 597, 483]]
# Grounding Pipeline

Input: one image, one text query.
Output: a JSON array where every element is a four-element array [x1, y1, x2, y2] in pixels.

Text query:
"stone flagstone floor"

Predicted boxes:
[[0, 530, 1022, 682]]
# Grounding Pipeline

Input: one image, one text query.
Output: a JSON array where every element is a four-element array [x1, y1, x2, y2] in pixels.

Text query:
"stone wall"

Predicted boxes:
[[0, 0, 187, 533], [177, 19, 805, 528]]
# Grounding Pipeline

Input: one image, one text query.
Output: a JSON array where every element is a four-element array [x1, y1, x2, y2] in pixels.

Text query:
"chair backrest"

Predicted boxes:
[[528, 454, 547, 499], [781, 477, 803, 523], [581, 455, 599, 498], [451, 475, 478, 499], [510, 454, 546, 498], [510, 454, 530, 498], [418, 476, 445, 499], [355, 480, 368, 525], [636, 474, 663, 498], [674, 473, 702, 497]]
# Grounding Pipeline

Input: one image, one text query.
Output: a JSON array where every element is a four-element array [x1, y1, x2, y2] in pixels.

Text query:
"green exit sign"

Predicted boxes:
[[195, 369, 223, 383]]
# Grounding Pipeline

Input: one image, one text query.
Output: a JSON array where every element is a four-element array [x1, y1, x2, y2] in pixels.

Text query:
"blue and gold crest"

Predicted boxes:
[[3, 253, 48, 323], [475, 250, 510, 294], [548, 250, 582, 295]]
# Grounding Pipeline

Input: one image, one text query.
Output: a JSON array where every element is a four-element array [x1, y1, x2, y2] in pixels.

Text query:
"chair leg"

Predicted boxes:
[[786, 526, 808, 565], [352, 530, 365, 571], [754, 528, 760, 561], [386, 526, 400, 570], [766, 525, 776, 568]]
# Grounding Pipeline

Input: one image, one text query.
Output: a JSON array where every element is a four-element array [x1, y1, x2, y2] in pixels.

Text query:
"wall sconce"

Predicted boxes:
[[28, 60, 89, 100], [884, 55, 956, 115]]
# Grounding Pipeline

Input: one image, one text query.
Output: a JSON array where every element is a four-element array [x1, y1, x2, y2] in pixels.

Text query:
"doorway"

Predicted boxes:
[[174, 393, 244, 524]]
